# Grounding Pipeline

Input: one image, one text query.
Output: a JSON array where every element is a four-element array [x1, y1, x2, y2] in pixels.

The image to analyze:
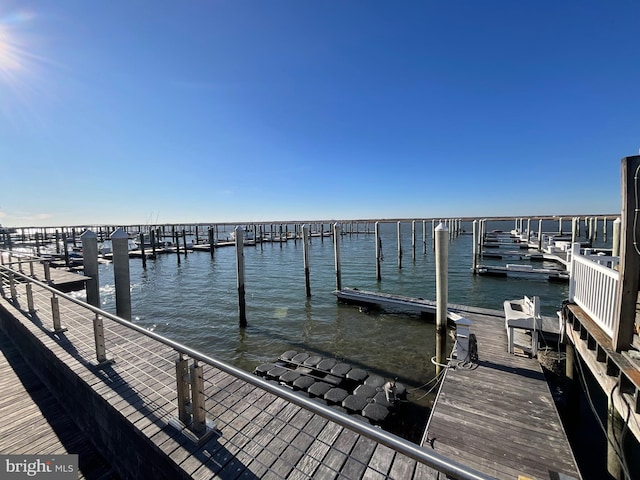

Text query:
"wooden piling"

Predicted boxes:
[[111, 228, 132, 321], [435, 223, 448, 376], [62, 233, 70, 267], [235, 227, 247, 327], [613, 218, 621, 257], [472, 220, 478, 274], [81, 230, 100, 308], [411, 220, 416, 261], [538, 219, 543, 251], [302, 224, 311, 297], [140, 233, 147, 269], [422, 220, 427, 255], [208, 227, 215, 258], [375, 222, 382, 281], [182, 229, 188, 257], [397, 221, 403, 269], [333, 223, 342, 291]]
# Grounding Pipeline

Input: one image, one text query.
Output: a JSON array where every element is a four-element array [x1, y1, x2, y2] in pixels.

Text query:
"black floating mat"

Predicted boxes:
[[279, 370, 302, 384], [316, 358, 337, 371], [254, 363, 276, 376], [322, 374, 343, 386], [364, 375, 385, 389], [373, 391, 394, 408], [307, 381, 332, 398], [324, 387, 349, 405], [353, 384, 377, 399], [342, 394, 369, 413], [266, 366, 288, 380], [292, 352, 310, 364], [303, 355, 323, 367], [293, 375, 315, 390], [331, 363, 352, 376], [346, 368, 368, 382], [279, 350, 297, 362], [362, 402, 389, 423]]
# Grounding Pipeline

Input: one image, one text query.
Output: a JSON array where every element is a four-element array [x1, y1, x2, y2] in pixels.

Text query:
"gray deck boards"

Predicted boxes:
[[0, 331, 117, 479], [423, 309, 582, 480], [0, 279, 443, 479]]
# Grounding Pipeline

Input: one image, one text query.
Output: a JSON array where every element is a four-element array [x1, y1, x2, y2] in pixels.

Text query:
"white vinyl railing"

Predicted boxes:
[[569, 243, 619, 338]]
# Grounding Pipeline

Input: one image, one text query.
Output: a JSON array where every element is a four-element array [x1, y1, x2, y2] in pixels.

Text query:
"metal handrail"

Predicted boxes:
[[0, 263, 493, 480]]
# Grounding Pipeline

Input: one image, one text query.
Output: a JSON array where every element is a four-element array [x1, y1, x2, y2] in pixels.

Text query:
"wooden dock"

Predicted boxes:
[[333, 288, 580, 478], [0, 255, 90, 292], [0, 331, 116, 478], [0, 273, 474, 479], [423, 309, 581, 479]]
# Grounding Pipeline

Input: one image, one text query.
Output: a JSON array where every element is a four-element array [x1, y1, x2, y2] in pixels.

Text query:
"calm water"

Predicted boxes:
[[89, 219, 611, 391]]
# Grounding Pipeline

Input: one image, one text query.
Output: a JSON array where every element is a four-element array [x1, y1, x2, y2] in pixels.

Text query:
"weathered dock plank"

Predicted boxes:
[[423, 309, 581, 480], [0, 331, 116, 479]]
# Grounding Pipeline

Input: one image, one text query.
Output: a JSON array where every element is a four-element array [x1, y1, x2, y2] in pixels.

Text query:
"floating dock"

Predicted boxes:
[[335, 288, 580, 479], [423, 308, 581, 479]]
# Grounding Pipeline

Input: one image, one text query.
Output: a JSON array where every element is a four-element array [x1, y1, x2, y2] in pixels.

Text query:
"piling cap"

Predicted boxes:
[[110, 227, 128, 239], [80, 229, 96, 239], [435, 223, 448, 231]]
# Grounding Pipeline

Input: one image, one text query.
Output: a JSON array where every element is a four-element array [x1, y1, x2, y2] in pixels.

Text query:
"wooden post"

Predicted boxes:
[[150, 229, 157, 257], [333, 223, 342, 291], [182, 229, 188, 257], [558, 217, 563, 235], [375, 222, 382, 281], [173, 226, 181, 265], [612, 217, 621, 258], [537, 219, 543, 251], [111, 228, 132, 321], [302, 224, 311, 297], [432, 220, 436, 250], [208, 227, 215, 258], [472, 220, 478, 274], [397, 221, 402, 269], [81, 230, 101, 308], [140, 232, 147, 269], [613, 155, 640, 351], [607, 396, 625, 480], [603, 217, 608, 242], [571, 217, 577, 245], [526, 218, 531, 241], [55, 230, 60, 254], [593, 217, 599, 242], [235, 227, 247, 327], [411, 220, 416, 261], [62, 232, 70, 267], [435, 223, 449, 376], [422, 220, 427, 255], [564, 341, 579, 427]]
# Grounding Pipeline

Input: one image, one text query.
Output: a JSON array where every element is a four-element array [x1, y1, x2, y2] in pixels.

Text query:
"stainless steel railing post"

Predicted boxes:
[[93, 313, 107, 363], [190, 360, 206, 434], [9, 272, 17, 300], [175, 354, 191, 425], [26, 283, 34, 314]]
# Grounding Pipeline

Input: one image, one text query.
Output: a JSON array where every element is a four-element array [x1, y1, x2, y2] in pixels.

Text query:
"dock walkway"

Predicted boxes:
[[423, 309, 581, 479], [0, 331, 116, 479], [0, 273, 462, 479]]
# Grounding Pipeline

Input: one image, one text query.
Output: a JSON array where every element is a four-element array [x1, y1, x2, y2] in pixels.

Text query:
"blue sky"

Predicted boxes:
[[1, 1, 638, 227]]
